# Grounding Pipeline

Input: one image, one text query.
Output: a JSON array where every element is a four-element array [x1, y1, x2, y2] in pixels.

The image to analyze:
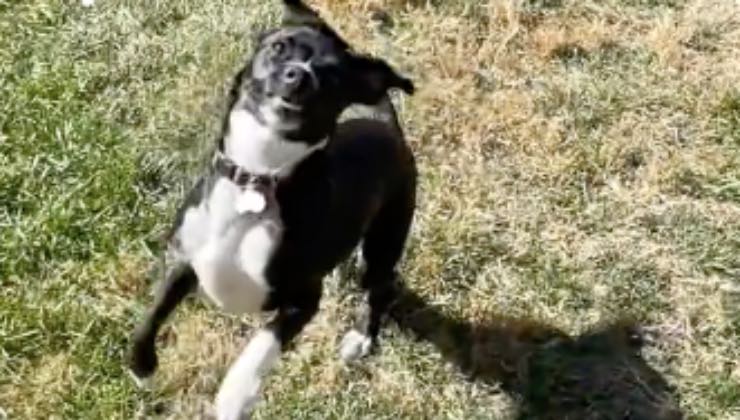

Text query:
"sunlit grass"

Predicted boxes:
[[1, 0, 738, 418]]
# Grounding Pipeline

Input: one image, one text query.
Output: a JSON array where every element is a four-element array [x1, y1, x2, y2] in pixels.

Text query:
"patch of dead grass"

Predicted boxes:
[[0, 353, 78, 419]]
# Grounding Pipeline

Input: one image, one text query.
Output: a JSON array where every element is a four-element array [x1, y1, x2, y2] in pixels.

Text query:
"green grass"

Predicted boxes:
[[1, 0, 739, 419]]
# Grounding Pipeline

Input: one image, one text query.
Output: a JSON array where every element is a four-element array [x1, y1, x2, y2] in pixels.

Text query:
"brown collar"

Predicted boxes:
[[213, 152, 277, 189]]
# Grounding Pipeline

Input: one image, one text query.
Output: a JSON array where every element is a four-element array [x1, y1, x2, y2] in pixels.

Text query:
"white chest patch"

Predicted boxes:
[[176, 178, 280, 314], [224, 109, 325, 176], [173, 108, 326, 314], [236, 188, 267, 214]]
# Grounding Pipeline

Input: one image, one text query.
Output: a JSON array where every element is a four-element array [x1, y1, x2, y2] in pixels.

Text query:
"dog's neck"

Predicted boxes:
[[221, 108, 327, 179]]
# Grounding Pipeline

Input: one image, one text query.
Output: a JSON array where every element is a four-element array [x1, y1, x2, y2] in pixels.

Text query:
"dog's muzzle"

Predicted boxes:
[[270, 61, 318, 103]]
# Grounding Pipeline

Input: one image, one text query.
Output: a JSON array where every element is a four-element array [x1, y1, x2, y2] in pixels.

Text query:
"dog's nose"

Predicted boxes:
[[282, 67, 304, 88]]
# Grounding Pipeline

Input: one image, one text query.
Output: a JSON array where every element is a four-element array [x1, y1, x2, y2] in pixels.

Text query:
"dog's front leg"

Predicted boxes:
[[128, 262, 198, 385], [216, 294, 320, 420]]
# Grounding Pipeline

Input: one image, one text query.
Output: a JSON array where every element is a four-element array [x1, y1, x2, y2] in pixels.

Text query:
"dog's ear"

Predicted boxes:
[[282, 0, 322, 26], [282, 0, 350, 49], [255, 28, 279, 45], [346, 55, 415, 104]]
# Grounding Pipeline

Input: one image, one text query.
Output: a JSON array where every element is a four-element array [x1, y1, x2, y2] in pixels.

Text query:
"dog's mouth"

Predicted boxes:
[[256, 95, 305, 130], [274, 96, 303, 112], [260, 62, 317, 114]]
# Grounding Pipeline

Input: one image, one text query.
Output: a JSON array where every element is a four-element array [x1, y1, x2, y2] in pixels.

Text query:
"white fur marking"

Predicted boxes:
[[181, 178, 275, 314], [224, 109, 325, 176], [260, 102, 297, 132], [216, 329, 281, 420], [339, 329, 372, 362], [177, 109, 326, 314], [127, 369, 153, 390]]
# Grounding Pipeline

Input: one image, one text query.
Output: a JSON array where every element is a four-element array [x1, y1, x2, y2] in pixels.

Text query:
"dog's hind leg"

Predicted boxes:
[[340, 190, 415, 362], [128, 261, 197, 384], [216, 287, 320, 420]]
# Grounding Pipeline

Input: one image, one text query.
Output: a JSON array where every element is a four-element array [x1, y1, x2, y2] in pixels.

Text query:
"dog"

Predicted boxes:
[[127, 1, 416, 418]]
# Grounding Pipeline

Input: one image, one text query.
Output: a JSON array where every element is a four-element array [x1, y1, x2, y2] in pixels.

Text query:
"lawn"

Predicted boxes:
[[0, 0, 738, 418]]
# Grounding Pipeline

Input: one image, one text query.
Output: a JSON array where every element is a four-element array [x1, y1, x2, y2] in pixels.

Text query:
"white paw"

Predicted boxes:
[[215, 388, 259, 420], [339, 329, 372, 363], [215, 329, 280, 420], [127, 369, 153, 390]]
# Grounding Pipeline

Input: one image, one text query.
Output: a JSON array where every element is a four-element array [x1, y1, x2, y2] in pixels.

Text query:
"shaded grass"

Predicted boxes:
[[1, 0, 739, 419], [389, 287, 683, 420]]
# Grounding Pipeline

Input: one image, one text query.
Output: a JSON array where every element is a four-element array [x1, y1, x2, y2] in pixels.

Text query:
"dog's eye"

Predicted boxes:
[[271, 41, 285, 55]]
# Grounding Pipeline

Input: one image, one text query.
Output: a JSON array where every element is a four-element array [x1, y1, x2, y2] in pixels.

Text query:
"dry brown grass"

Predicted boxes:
[[0, 352, 77, 419]]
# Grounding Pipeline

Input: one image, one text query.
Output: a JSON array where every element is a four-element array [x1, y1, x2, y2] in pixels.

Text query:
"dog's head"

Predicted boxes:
[[232, 0, 415, 143]]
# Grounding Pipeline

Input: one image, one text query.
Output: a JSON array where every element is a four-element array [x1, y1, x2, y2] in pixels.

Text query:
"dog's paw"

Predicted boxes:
[[215, 388, 259, 420], [127, 369, 153, 390], [339, 329, 372, 363], [128, 338, 158, 380], [127, 339, 156, 390]]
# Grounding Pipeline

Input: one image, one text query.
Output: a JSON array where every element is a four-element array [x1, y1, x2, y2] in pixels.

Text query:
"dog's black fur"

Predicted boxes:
[[128, 1, 416, 417]]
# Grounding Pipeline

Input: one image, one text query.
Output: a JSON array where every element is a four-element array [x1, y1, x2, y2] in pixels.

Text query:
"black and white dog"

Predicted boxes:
[[128, 0, 416, 418]]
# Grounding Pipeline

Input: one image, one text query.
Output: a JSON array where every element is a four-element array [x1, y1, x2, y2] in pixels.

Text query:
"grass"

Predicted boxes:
[[1, 0, 739, 418]]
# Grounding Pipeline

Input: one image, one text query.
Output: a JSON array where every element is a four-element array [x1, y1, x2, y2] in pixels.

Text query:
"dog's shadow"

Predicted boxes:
[[387, 285, 684, 420]]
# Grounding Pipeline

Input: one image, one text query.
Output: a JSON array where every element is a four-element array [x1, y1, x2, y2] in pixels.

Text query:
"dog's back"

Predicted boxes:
[[332, 93, 415, 203], [266, 94, 415, 283]]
